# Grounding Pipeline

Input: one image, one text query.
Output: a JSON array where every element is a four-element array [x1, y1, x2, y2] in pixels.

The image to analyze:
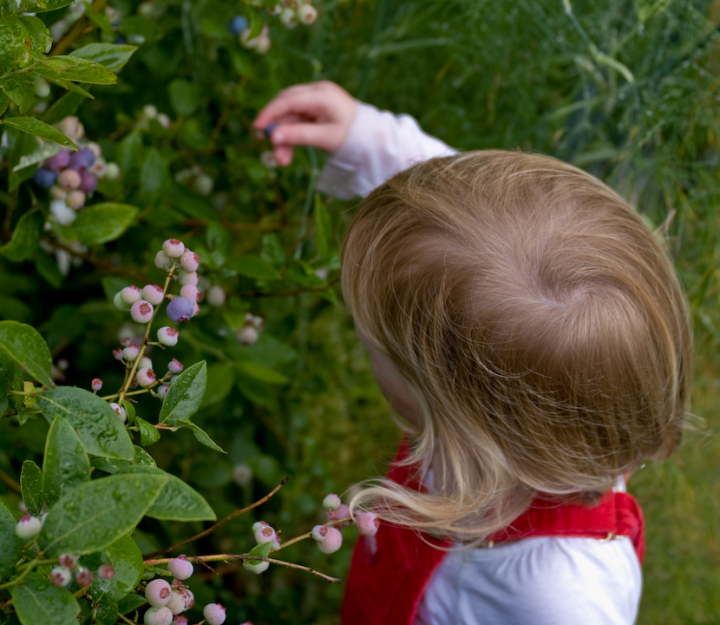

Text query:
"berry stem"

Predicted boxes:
[[270, 517, 352, 553], [142, 554, 341, 584], [116, 613, 139, 625], [142, 477, 289, 558], [0, 559, 38, 591], [117, 266, 176, 405]]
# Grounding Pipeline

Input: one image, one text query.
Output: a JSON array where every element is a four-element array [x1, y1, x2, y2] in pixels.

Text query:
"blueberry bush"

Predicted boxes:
[[1, 1, 719, 624]]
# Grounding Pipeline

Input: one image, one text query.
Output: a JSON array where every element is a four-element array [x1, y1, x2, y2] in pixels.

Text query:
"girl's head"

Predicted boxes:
[[342, 150, 692, 539]]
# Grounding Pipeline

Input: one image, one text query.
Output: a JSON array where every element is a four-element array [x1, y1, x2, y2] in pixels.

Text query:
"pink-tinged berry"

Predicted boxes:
[[317, 527, 343, 554], [322, 494, 341, 511], [355, 512, 380, 537], [138, 356, 153, 370], [119, 336, 132, 347], [144, 606, 173, 625], [162, 239, 185, 258], [49, 185, 67, 200], [113, 348, 124, 361], [90, 159, 107, 178], [60, 116, 84, 141], [131, 300, 154, 324], [155, 250, 173, 270], [57, 169, 82, 190], [237, 327, 259, 346], [99, 563, 115, 580], [145, 578, 172, 608], [18, 501, 27, 513], [50, 565, 72, 586], [166, 589, 185, 615], [66, 190, 86, 210], [193, 303, 200, 318], [182, 589, 194, 611], [142, 284, 165, 306], [79, 171, 98, 195], [178, 271, 199, 287], [114, 292, 131, 311], [311, 525, 327, 542], [298, 4, 317, 24], [180, 251, 199, 272], [168, 359, 184, 374], [157, 326, 179, 347], [91, 378, 103, 392], [173, 616, 188, 625], [252, 521, 269, 532], [57, 359, 69, 371], [58, 553, 78, 569], [120, 286, 142, 305], [254, 525, 277, 545], [207, 286, 226, 307], [157, 384, 170, 399], [122, 346, 139, 361], [260, 151, 278, 169], [233, 464, 252, 487], [138, 368, 156, 388], [45, 149, 71, 171], [327, 504, 352, 528], [243, 560, 269, 574], [110, 402, 127, 423], [166, 297, 194, 323], [167, 555, 193, 581], [203, 603, 226, 625], [87, 142, 102, 158], [179, 284, 199, 303], [15, 514, 42, 540], [76, 567, 93, 586]]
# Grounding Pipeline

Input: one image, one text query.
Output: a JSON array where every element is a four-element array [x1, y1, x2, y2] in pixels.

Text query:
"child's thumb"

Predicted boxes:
[[271, 122, 342, 153]]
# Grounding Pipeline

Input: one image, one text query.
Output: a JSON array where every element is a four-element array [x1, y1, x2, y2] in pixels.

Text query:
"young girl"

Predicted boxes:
[[254, 82, 692, 625]]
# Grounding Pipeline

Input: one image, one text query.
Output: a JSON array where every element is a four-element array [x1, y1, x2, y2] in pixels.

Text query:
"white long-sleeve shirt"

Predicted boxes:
[[316, 102, 642, 625]]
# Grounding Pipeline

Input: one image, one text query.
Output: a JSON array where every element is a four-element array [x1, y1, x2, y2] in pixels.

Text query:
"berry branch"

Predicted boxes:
[[270, 517, 352, 553], [142, 478, 289, 558]]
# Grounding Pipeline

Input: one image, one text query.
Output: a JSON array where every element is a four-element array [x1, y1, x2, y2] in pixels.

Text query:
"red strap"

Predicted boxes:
[[341, 439, 645, 625]]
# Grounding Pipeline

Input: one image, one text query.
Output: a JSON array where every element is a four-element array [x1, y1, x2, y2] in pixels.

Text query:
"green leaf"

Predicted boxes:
[[236, 361, 288, 385], [168, 78, 200, 116], [0, 17, 27, 75], [91, 446, 156, 474], [71, 203, 139, 245], [0, 211, 42, 262], [261, 233, 285, 265], [38, 472, 168, 556], [91, 534, 144, 602], [10, 573, 80, 625], [20, 460, 43, 516], [42, 417, 91, 507], [227, 255, 281, 281], [121, 400, 136, 425], [42, 91, 87, 125], [314, 194, 332, 261], [248, 540, 272, 559], [139, 148, 170, 206], [0, 117, 77, 151], [34, 253, 63, 289], [36, 56, 117, 85], [136, 416, 160, 446], [36, 387, 135, 460], [117, 593, 145, 615], [0, 321, 53, 388], [117, 466, 216, 522], [92, 599, 119, 625], [116, 129, 142, 172], [0, 90, 8, 116], [158, 361, 207, 425], [1, 79, 34, 114], [201, 362, 235, 407], [182, 421, 225, 453], [31, 0, 77, 13], [18, 16, 52, 54], [70, 43, 137, 71], [0, 499, 21, 581]]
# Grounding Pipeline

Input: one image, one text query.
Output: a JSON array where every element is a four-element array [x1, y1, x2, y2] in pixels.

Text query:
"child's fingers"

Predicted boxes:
[[273, 145, 294, 166], [254, 88, 329, 129], [270, 122, 339, 153]]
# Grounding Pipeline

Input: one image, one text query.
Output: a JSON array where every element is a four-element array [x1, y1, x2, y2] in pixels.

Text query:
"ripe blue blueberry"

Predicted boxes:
[[167, 297, 194, 323], [79, 171, 98, 194], [228, 15, 248, 35], [69, 147, 96, 170], [45, 150, 71, 171], [264, 123, 278, 139], [33, 167, 57, 188]]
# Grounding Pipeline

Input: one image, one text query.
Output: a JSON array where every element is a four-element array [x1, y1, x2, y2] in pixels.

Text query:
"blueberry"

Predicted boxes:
[[114, 33, 127, 45], [79, 171, 98, 194], [68, 147, 95, 170], [33, 167, 57, 188], [264, 123, 278, 139], [228, 16, 248, 36], [166, 297, 194, 323], [44, 150, 71, 171]]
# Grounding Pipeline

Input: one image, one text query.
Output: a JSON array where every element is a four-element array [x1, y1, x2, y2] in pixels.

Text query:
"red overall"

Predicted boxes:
[[341, 440, 645, 625]]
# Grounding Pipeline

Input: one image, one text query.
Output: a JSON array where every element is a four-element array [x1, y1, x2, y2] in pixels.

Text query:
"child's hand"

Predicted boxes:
[[253, 81, 358, 166]]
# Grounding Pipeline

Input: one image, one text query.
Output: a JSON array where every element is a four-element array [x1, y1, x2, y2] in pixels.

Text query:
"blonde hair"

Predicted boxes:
[[342, 150, 693, 541]]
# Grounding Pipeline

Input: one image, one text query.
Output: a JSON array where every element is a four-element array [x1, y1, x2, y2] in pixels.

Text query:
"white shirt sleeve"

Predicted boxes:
[[416, 536, 642, 625], [315, 102, 457, 199]]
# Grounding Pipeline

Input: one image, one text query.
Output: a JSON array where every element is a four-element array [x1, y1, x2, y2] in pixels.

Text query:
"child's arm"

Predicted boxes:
[[254, 81, 456, 199]]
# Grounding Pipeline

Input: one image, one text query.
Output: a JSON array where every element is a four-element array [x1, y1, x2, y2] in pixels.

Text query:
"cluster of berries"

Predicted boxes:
[[237, 313, 264, 346], [33, 116, 121, 226], [313, 494, 379, 554], [174, 165, 213, 197], [143, 557, 197, 625], [47, 553, 113, 588], [244, 521, 280, 574]]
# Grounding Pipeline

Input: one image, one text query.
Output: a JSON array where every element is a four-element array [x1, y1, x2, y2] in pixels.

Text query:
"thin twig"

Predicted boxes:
[[271, 517, 352, 553], [142, 478, 289, 558], [51, 0, 109, 56], [142, 554, 340, 584], [0, 469, 20, 493], [117, 612, 139, 625]]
